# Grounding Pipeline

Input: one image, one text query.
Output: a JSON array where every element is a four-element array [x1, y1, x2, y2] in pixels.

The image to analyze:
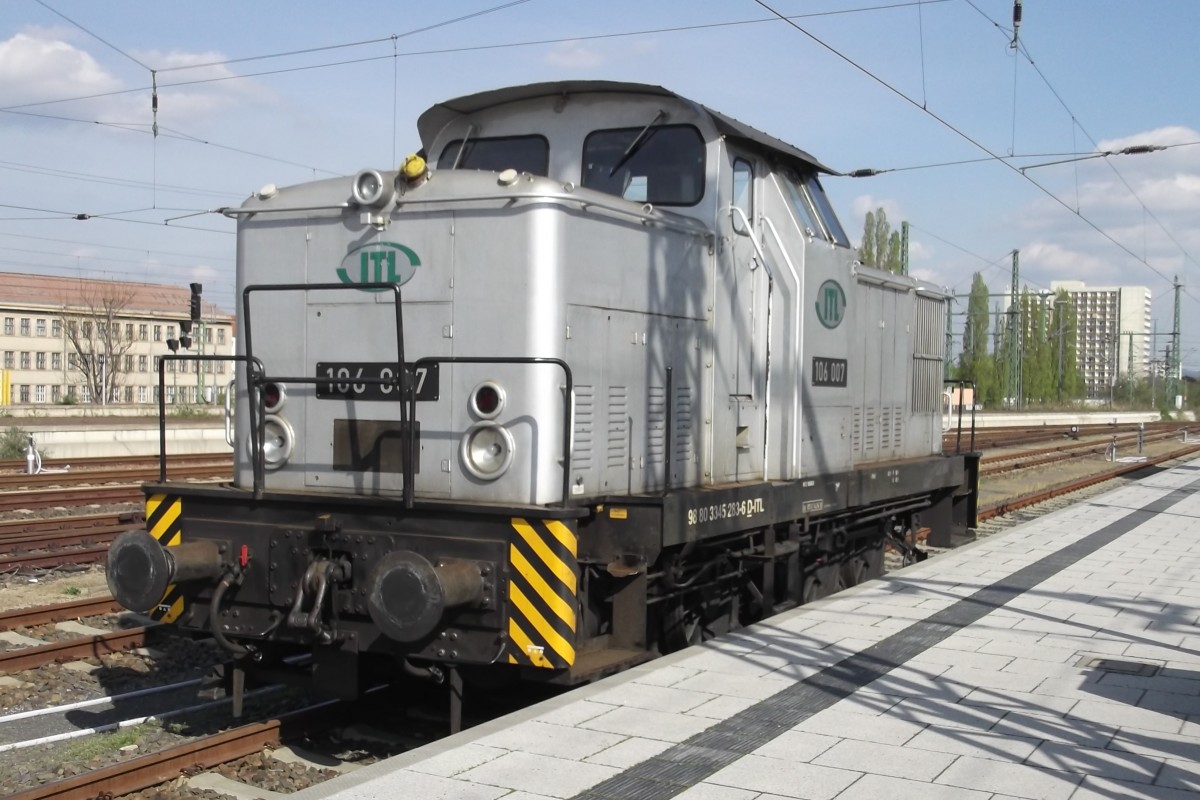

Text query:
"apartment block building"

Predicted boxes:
[[1050, 280, 1152, 398], [0, 273, 234, 407]]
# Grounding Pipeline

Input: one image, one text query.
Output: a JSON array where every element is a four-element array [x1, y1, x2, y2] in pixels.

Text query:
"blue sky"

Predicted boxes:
[[1, 1, 1197, 365]]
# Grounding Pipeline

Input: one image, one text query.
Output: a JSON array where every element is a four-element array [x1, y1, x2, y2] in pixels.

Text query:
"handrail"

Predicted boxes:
[[942, 379, 978, 454], [157, 354, 262, 483], [242, 282, 406, 499], [220, 189, 713, 238], [729, 205, 775, 480]]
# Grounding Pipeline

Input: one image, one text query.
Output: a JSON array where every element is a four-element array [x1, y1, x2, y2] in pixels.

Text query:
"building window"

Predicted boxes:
[[52, 319, 61, 337], [139, 324, 148, 341], [205, 327, 213, 344], [80, 385, 90, 404], [18, 385, 29, 403], [167, 325, 175, 340], [35, 319, 46, 337], [82, 321, 92, 338], [218, 361, 226, 374], [19, 318, 29, 336], [19, 352, 29, 369], [124, 386, 133, 403], [139, 355, 148, 372], [35, 352, 45, 370], [34, 385, 45, 403], [154, 325, 162, 342], [51, 385, 61, 403], [124, 355, 133, 372], [138, 386, 147, 403], [218, 328, 226, 345], [125, 323, 134, 341], [51, 353, 61, 370], [68, 353, 78, 369], [2, 352, 10, 369], [3, 318, 12, 336]]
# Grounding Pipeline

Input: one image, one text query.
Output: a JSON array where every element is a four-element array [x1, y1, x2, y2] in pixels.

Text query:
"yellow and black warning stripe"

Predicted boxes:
[[145, 493, 186, 623], [505, 517, 578, 669]]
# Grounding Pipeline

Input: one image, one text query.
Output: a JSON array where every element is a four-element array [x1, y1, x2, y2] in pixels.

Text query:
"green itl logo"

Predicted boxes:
[[337, 242, 421, 291], [815, 280, 846, 329]]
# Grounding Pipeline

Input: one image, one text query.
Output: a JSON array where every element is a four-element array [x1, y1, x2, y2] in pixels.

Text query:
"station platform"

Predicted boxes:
[[292, 458, 1200, 800]]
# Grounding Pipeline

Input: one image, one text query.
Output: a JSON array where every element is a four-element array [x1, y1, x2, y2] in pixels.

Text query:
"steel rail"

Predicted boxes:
[[0, 596, 125, 631], [978, 442, 1200, 522], [4, 702, 345, 800], [0, 625, 150, 673]]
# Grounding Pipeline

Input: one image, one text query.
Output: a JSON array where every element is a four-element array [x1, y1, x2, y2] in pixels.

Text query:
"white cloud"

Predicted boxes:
[[0, 32, 121, 108], [544, 40, 605, 70], [850, 194, 904, 231]]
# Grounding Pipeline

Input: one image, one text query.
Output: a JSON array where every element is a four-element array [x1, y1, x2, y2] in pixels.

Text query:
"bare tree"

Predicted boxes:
[[62, 283, 138, 405]]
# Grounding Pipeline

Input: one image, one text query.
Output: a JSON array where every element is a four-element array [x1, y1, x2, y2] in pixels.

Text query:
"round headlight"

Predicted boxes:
[[351, 168, 395, 208], [262, 382, 287, 414], [248, 414, 294, 470], [460, 422, 514, 480], [469, 380, 505, 419]]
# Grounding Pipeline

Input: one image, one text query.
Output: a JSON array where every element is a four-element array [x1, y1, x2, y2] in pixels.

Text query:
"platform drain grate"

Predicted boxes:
[[1076, 655, 1161, 676]]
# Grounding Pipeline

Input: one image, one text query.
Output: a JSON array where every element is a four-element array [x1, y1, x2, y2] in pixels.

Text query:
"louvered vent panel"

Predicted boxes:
[[572, 384, 595, 471], [607, 385, 629, 468], [852, 407, 863, 453], [881, 406, 892, 449], [647, 385, 666, 465], [674, 385, 693, 463]]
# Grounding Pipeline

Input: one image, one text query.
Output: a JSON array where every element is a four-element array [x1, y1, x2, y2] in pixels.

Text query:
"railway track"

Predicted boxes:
[[3, 428, 1200, 799]]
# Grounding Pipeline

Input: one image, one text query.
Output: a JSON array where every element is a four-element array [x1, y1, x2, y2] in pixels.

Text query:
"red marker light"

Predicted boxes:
[[239, 544, 249, 567]]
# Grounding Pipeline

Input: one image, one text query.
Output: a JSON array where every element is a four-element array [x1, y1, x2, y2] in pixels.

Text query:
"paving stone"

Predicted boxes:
[[832, 773, 991, 800], [475, 720, 627, 761], [1024, 740, 1161, 784], [812, 738, 954, 781], [457, 751, 619, 799], [584, 737, 674, 769], [705, 754, 860, 800], [933, 755, 1081, 800], [580, 704, 717, 743]]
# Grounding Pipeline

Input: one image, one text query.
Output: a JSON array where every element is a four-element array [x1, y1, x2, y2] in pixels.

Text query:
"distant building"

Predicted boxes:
[[1050, 280, 1152, 398], [0, 273, 234, 407]]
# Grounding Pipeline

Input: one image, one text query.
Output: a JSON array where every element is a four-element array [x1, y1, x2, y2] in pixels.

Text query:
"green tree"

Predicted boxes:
[[859, 210, 878, 267], [1051, 290, 1081, 402], [958, 273, 990, 380], [857, 207, 904, 273]]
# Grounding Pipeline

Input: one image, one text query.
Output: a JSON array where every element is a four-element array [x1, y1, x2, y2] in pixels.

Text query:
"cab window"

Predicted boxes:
[[778, 168, 823, 239], [732, 158, 753, 234], [803, 173, 850, 247], [438, 135, 549, 175], [582, 125, 705, 206]]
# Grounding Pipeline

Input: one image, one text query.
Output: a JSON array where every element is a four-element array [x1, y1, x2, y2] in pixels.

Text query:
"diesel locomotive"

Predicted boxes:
[[106, 80, 979, 716]]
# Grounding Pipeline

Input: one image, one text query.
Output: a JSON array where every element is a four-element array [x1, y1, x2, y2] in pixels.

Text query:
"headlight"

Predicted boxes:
[[262, 382, 287, 414], [469, 380, 505, 419], [351, 168, 395, 208], [460, 422, 514, 480], [248, 414, 294, 470]]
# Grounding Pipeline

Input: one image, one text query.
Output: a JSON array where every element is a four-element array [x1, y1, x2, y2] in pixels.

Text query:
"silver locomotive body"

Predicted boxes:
[[107, 81, 978, 706]]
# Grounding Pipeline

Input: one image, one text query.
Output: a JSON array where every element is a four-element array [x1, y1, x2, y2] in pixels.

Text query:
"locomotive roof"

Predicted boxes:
[[417, 80, 838, 175]]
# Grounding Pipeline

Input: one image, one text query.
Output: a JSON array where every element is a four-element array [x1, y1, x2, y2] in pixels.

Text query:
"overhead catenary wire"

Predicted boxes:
[[961, 0, 1200, 277], [752, 0, 1184, 293]]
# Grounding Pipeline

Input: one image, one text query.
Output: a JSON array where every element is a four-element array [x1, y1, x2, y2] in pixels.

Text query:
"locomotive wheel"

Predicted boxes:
[[658, 596, 711, 652], [840, 556, 868, 589]]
